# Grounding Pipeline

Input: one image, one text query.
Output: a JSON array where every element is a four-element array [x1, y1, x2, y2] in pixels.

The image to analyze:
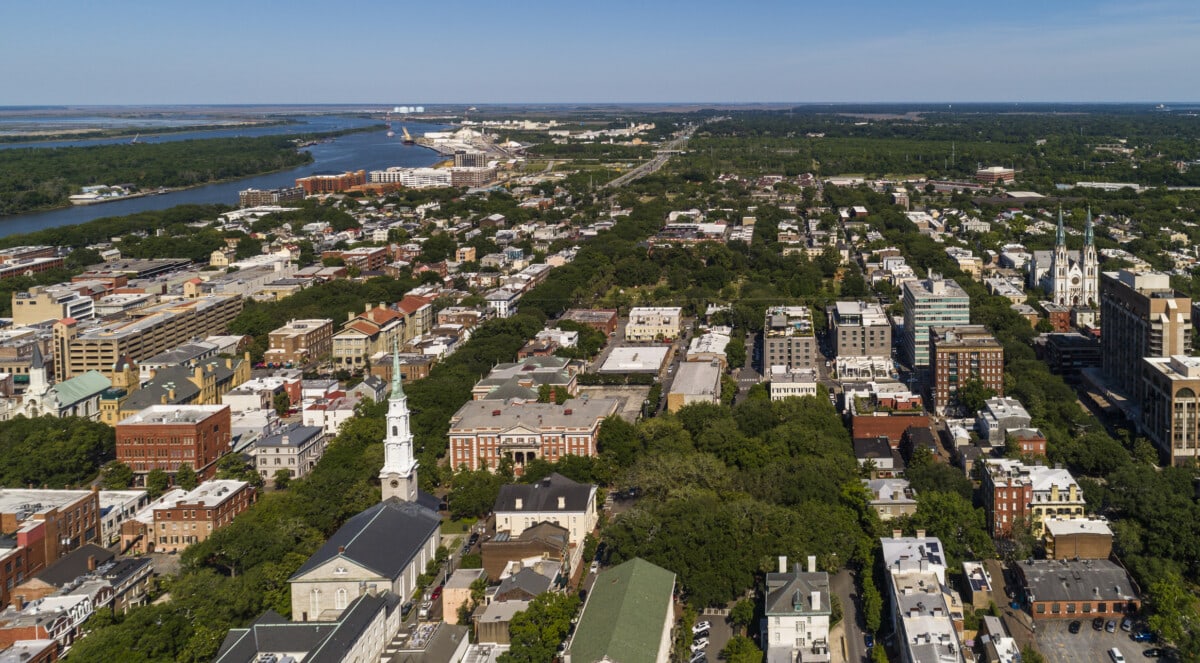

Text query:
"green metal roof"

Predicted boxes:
[[568, 558, 676, 663], [54, 371, 112, 406]]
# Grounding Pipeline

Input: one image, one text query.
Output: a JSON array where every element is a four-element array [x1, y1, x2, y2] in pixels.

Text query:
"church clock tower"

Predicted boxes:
[[380, 340, 418, 502]]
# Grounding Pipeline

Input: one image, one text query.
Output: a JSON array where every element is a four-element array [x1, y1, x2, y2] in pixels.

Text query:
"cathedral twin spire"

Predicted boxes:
[[1049, 206, 1098, 307]]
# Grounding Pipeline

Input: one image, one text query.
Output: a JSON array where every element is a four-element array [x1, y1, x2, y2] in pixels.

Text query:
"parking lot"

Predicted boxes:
[[1036, 618, 1157, 663], [689, 613, 732, 662]]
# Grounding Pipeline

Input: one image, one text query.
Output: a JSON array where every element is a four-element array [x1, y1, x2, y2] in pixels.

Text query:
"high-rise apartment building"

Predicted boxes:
[[762, 306, 818, 370], [902, 273, 970, 368], [1100, 270, 1192, 399], [830, 300, 891, 358], [1142, 354, 1200, 466], [929, 326, 1005, 413]]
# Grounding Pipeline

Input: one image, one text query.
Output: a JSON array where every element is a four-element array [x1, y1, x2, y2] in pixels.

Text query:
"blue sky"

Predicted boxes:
[[4, 0, 1199, 104]]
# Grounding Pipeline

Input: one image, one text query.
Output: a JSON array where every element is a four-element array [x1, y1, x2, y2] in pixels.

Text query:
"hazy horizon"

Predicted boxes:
[[4, 0, 1199, 105]]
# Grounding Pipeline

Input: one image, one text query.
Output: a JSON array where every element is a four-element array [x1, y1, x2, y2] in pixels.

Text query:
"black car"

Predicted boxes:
[[468, 532, 480, 546], [1069, 620, 1082, 634], [1143, 649, 1164, 658], [1094, 617, 1107, 631], [401, 600, 414, 618]]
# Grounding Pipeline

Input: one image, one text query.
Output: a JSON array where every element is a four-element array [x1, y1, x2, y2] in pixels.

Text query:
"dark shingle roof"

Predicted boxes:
[[290, 498, 440, 582], [34, 544, 113, 587], [494, 473, 593, 513]]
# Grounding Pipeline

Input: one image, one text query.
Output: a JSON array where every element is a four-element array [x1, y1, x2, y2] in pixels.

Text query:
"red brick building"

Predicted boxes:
[[1009, 428, 1048, 457], [929, 326, 1005, 413], [321, 246, 390, 272], [295, 170, 366, 194], [265, 319, 334, 366], [0, 489, 101, 608], [115, 405, 232, 479], [1041, 302, 1072, 332], [130, 480, 256, 554], [561, 309, 619, 336]]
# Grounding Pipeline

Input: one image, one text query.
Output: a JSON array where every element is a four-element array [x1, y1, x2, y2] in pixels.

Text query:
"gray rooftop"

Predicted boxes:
[[290, 498, 440, 582], [449, 398, 619, 433], [494, 473, 594, 513], [1018, 558, 1138, 604]]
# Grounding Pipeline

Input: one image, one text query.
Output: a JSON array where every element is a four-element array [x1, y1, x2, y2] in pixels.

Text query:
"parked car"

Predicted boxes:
[[1094, 617, 1107, 631], [1122, 617, 1134, 632], [1107, 619, 1118, 633], [1109, 648, 1126, 663], [864, 634, 875, 649], [689, 653, 707, 663], [590, 561, 600, 575], [690, 639, 709, 653], [693, 621, 712, 634], [418, 601, 432, 620], [401, 601, 414, 618], [431, 586, 442, 601], [1143, 649, 1164, 659], [1069, 620, 1082, 634], [1131, 631, 1155, 643]]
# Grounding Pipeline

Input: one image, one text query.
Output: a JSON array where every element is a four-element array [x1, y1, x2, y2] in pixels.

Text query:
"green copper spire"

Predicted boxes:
[[391, 337, 404, 399], [1056, 206, 1066, 246], [1084, 206, 1094, 246]]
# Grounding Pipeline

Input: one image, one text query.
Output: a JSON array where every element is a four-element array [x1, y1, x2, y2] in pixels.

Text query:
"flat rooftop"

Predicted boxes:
[[118, 404, 228, 426], [0, 489, 93, 516], [598, 346, 669, 373]]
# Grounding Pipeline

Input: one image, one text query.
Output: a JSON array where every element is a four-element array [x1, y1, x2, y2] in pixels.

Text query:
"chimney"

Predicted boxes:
[[365, 303, 372, 312], [808, 555, 817, 574], [916, 529, 926, 540], [282, 435, 290, 446], [338, 545, 346, 554], [778, 556, 787, 574], [564, 408, 573, 415], [348, 311, 355, 321], [811, 590, 821, 612], [557, 496, 565, 509], [13, 596, 23, 611], [515, 498, 523, 510], [87, 555, 97, 572], [892, 529, 902, 540]]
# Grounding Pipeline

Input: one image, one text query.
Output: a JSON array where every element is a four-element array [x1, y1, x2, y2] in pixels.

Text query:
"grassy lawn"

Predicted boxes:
[[440, 517, 477, 534]]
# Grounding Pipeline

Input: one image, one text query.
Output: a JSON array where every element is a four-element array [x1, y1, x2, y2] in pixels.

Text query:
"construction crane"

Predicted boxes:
[[402, 127, 415, 145]]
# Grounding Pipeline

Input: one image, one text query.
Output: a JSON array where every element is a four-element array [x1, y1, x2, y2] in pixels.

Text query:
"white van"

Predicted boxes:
[[1109, 648, 1126, 663]]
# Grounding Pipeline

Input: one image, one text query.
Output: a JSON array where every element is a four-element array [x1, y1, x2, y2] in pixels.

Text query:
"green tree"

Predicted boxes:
[[537, 384, 552, 403], [1147, 571, 1200, 655], [499, 592, 580, 663], [100, 461, 133, 489], [956, 377, 996, 412], [215, 453, 265, 488], [448, 468, 502, 520], [721, 635, 763, 663], [176, 463, 198, 491], [146, 469, 170, 499], [726, 335, 746, 369], [273, 391, 291, 416], [729, 598, 755, 635], [273, 469, 292, 490]]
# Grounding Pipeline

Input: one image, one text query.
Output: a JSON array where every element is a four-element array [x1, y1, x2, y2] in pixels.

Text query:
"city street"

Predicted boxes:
[[831, 569, 869, 663]]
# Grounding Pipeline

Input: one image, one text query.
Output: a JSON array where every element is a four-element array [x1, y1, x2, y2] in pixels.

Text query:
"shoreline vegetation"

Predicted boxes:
[[0, 118, 297, 144], [0, 125, 383, 218]]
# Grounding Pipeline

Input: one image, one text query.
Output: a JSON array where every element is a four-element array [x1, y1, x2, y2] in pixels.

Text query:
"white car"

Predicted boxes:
[[690, 638, 709, 653], [590, 561, 600, 574], [692, 621, 712, 634]]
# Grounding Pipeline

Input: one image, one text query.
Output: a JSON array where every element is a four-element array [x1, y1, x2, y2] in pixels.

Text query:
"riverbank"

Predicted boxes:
[[0, 135, 316, 217], [0, 121, 450, 236], [0, 118, 297, 144]]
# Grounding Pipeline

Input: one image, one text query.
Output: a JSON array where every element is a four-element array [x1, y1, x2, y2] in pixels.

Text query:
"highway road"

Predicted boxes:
[[605, 123, 698, 188]]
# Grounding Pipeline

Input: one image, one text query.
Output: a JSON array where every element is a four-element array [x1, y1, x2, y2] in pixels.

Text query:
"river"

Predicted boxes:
[[0, 118, 451, 237]]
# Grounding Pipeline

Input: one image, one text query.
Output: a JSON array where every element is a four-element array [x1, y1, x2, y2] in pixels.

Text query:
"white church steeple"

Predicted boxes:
[[380, 338, 418, 502]]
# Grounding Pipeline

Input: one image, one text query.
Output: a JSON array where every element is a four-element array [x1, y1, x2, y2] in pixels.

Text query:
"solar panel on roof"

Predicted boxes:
[[927, 542, 940, 552]]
